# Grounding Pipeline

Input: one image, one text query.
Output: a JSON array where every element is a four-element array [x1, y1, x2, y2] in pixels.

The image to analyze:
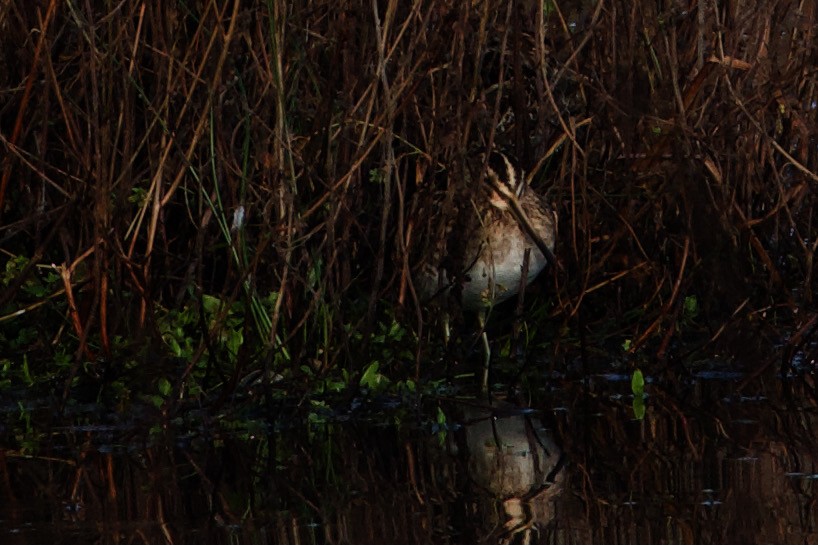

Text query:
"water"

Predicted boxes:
[[1, 365, 816, 544]]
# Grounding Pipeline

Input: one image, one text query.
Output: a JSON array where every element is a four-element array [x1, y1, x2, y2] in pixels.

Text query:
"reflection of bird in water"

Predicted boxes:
[[455, 401, 565, 542], [412, 152, 557, 390]]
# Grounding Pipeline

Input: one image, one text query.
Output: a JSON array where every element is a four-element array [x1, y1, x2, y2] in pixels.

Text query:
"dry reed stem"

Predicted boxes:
[[0, 0, 816, 375], [0, 0, 60, 219]]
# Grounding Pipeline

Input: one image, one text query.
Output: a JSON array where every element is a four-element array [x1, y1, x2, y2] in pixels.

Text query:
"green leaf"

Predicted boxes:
[[165, 336, 182, 357], [225, 329, 243, 357], [360, 361, 383, 389], [158, 377, 172, 397], [683, 295, 698, 317], [368, 168, 384, 184], [436, 407, 446, 426], [22, 356, 33, 386], [631, 369, 645, 397], [202, 294, 221, 315], [435, 407, 448, 445], [632, 395, 646, 420]]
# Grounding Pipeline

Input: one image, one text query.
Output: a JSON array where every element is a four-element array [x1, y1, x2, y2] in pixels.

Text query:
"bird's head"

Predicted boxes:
[[483, 152, 525, 211]]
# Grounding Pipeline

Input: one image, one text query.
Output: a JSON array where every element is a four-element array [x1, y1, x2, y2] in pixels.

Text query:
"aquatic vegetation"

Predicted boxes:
[[0, 0, 815, 403]]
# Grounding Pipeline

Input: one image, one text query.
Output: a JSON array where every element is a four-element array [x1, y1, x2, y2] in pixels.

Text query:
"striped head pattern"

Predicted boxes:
[[485, 152, 526, 210]]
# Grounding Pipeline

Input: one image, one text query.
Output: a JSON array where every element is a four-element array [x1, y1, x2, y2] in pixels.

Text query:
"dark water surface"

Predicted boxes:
[[1, 363, 817, 545]]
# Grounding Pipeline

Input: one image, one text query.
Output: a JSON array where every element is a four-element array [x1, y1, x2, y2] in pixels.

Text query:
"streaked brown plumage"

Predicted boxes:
[[410, 151, 557, 390], [414, 152, 556, 313]]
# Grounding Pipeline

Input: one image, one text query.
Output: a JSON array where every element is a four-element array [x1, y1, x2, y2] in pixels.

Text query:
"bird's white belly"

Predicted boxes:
[[460, 238, 548, 311]]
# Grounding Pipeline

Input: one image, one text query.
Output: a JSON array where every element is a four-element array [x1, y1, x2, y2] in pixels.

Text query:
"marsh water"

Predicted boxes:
[[2, 355, 817, 545]]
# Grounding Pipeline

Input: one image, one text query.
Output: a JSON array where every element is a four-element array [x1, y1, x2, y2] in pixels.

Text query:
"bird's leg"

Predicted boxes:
[[479, 310, 491, 393], [512, 249, 531, 362]]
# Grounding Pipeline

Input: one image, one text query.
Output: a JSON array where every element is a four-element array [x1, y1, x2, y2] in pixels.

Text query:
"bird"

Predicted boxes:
[[412, 151, 557, 391]]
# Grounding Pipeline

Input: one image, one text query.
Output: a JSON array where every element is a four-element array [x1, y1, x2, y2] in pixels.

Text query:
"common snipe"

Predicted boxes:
[[413, 152, 557, 389]]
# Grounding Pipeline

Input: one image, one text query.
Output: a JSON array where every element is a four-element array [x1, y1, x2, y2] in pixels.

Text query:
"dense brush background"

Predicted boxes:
[[1, 0, 816, 395]]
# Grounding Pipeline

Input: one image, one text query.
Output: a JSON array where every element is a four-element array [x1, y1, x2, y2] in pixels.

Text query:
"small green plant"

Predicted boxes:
[[682, 295, 699, 321], [631, 369, 646, 420], [307, 399, 332, 427], [345, 311, 416, 394], [0, 359, 11, 390], [15, 401, 37, 455], [433, 406, 448, 446], [148, 377, 174, 409], [360, 361, 389, 392], [368, 168, 385, 184], [2, 256, 62, 299], [155, 293, 251, 398]]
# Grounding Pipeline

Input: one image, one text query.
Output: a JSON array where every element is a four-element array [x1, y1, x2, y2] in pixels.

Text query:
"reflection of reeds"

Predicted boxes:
[[0, 0, 816, 386]]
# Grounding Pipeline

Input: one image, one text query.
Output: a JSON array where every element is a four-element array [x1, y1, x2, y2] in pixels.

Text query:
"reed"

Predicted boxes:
[[0, 0, 815, 395]]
